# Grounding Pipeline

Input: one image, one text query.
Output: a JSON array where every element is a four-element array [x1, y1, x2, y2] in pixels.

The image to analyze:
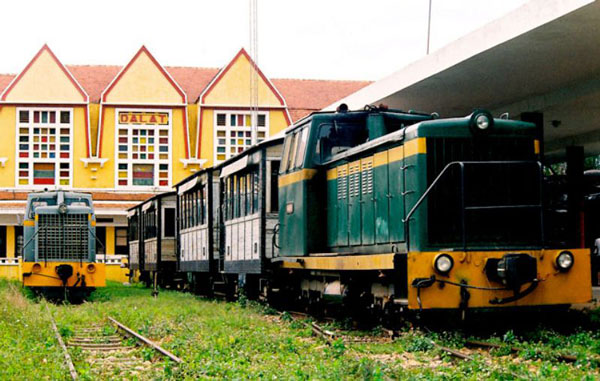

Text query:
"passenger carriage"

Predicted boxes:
[[174, 167, 220, 293], [126, 205, 143, 281], [217, 135, 283, 297], [139, 192, 178, 288]]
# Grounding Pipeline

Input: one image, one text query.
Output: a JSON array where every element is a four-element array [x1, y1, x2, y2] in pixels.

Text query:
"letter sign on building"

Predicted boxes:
[[118, 112, 169, 125]]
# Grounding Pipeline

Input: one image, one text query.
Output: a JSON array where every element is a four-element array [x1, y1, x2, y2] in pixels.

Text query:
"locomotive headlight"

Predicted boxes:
[[475, 114, 490, 130], [87, 264, 96, 273], [58, 203, 68, 214], [555, 251, 574, 272], [433, 253, 454, 275]]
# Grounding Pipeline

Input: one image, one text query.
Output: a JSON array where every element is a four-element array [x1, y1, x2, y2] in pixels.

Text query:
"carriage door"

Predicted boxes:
[[389, 146, 405, 242]]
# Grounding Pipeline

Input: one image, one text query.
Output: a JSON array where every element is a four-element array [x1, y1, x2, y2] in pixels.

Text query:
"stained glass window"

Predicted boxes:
[[116, 110, 170, 188], [214, 111, 268, 163], [16, 109, 72, 187]]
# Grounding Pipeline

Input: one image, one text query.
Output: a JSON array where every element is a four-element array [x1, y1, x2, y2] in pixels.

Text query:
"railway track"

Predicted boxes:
[[47, 308, 182, 380], [280, 308, 599, 370]]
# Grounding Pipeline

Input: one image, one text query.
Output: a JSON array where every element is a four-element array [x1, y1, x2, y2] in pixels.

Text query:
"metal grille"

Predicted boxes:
[[37, 214, 89, 260], [361, 161, 373, 195], [349, 163, 361, 198], [337, 167, 347, 200]]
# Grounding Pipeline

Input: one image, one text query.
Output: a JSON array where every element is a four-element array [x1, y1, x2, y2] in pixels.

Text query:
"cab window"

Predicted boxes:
[[286, 132, 299, 172], [280, 135, 292, 173], [294, 127, 309, 169], [314, 122, 367, 164]]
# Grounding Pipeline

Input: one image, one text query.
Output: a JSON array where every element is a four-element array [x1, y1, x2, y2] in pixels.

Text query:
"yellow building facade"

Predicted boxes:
[[0, 44, 370, 261]]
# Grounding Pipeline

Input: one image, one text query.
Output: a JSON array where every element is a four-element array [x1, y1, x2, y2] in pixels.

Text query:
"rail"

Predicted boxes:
[[46, 305, 78, 380], [108, 316, 183, 363], [403, 160, 544, 251]]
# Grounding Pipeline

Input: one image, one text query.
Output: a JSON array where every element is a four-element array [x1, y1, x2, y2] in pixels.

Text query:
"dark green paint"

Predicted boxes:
[[374, 159, 390, 244]]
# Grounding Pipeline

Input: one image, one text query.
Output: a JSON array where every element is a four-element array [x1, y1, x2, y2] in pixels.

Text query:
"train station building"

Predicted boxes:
[[0, 45, 369, 259]]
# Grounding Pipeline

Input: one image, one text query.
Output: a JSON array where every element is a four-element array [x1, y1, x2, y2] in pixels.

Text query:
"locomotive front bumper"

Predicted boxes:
[[407, 249, 591, 309], [22, 261, 106, 288]]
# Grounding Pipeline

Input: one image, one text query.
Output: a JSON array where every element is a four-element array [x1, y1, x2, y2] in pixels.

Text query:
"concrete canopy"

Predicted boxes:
[[326, 0, 600, 160]]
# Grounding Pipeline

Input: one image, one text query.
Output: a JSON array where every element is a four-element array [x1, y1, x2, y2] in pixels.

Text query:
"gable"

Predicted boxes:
[[102, 47, 186, 105], [1, 45, 87, 103], [202, 49, 284, 107]]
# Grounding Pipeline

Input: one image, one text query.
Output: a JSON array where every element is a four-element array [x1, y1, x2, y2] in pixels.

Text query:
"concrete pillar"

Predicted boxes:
[[521, 112, 544, 159], [6, 226, 15, 258], [106, 226, 115, 255], [566, 146, 584, 248]]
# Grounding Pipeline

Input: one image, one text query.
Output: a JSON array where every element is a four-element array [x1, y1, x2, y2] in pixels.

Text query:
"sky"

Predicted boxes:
[[0, 0, 528, 81]]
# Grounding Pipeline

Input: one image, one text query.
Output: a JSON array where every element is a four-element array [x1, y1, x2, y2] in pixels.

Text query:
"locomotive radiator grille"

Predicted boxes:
[[37, 214, 89, 260]]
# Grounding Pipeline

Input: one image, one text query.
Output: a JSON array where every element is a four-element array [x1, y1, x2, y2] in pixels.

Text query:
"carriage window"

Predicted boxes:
[[253, 171, 259, 213], [202, 185, 207, 224], [270, 161, 280, 213], [164, 208, 175, 238], [227, 177, 234, 221], [234, 176, 240, 219], [294, 127, 309, 169], [239, 175, 245, 217], [128, 215, 138, 241]]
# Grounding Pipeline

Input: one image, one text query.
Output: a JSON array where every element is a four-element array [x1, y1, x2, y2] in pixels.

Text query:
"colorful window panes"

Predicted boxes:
[[17, 109, 72, 187], [132, 164, 154, 186], [214, 112, 268, 163], [33, 163, 55, 185], [116, 110, 170, 188]]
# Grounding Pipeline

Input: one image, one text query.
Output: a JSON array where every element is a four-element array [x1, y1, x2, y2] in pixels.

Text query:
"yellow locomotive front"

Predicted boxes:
[[21, 191, 105, 292], [405, 111, 591, 310]]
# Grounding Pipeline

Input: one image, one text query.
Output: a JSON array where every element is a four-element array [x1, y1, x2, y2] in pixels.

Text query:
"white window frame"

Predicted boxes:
[[114, 108, 173, 190], [213, 110, 269, 164], [15, 107, 74, 189]]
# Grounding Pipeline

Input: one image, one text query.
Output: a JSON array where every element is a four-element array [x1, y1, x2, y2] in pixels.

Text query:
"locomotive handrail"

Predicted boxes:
[[403, 160, 544, 250], [21, 226, 41, 257], [403, 161, 464, 223]]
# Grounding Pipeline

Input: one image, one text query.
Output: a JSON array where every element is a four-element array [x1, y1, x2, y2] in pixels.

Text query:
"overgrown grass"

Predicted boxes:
[[3, 280, 600, 379], [0, 279, 68, 380]]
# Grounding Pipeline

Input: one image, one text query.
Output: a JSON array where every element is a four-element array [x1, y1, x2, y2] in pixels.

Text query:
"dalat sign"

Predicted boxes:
[[118, 112, 169, 125]]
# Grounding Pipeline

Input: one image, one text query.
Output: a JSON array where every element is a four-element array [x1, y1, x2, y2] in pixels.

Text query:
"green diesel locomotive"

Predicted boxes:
[[276, 107, 590, 311]]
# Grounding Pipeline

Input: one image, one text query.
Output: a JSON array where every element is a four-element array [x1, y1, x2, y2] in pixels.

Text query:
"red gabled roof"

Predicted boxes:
[[272, 78, 372, 121], [0, 74, 15, 93], [166, 66, 220, 104], [0, 65, 371, 122], [67, 65, 121, 104]]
